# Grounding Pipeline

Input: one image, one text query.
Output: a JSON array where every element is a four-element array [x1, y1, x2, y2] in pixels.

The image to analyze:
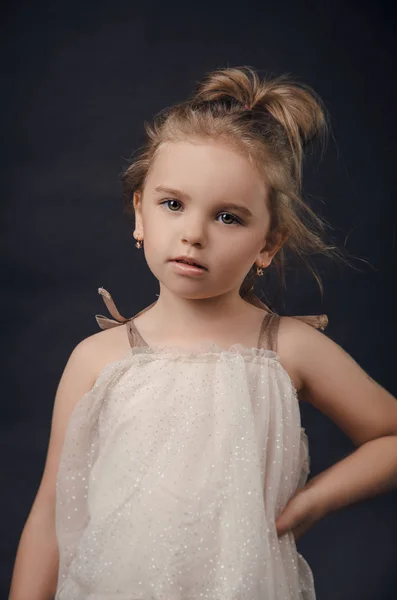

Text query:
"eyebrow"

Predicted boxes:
[[154, 186, 254, 218]]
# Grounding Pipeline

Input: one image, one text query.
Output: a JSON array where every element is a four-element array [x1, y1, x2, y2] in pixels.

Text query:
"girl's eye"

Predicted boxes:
[[160, 199, 243, 226]]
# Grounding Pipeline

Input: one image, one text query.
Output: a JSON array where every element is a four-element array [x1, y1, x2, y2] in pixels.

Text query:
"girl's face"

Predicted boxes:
[[134, 138, 281, 301]]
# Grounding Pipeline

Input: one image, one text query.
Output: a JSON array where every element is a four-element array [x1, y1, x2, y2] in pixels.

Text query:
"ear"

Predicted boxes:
[[257, 230, 289, 269], [132, 192, 144, 240]]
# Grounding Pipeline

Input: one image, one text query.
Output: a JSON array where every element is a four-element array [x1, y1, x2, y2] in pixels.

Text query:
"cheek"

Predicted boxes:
[[221, 231, 260, 259], [142, 214, 165, 244], [217, 242, 255, 275], [143, 239, 165, 264]]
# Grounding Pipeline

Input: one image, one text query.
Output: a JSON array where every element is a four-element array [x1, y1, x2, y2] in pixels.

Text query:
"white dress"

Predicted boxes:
[[55, 288, 328, 600]]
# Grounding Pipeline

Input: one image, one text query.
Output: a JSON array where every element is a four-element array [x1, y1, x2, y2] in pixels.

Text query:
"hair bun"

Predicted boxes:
[[192, 66, 328, 163]]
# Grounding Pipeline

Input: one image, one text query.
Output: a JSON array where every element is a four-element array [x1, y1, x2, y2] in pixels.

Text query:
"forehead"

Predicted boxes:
[[147, 139, 267, 202]]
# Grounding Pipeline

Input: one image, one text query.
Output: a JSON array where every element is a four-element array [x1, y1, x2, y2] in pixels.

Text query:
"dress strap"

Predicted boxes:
[[95, 287, 328, 353], [95, 287, 131, 329], [95, 287, 156, 348], [258, 311, 328, 353]]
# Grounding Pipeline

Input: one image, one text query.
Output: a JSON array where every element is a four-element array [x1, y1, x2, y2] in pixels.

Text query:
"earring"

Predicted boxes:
[[135, 238, 143, 249], [256, 240, 266, 276]]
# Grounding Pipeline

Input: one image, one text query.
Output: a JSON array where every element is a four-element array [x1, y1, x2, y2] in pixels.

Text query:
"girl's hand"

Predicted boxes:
[[275, 487, 326, 542]]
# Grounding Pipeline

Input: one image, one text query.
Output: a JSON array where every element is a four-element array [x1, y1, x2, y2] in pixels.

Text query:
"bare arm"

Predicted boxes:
[[9, 495, 59, 600], [285, 317, 397, 511], [274, 317, 397, 541], [9, 335, 102, 600]]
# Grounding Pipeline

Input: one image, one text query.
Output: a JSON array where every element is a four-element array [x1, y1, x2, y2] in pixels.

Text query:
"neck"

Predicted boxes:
[[149, 288, 254, 331]]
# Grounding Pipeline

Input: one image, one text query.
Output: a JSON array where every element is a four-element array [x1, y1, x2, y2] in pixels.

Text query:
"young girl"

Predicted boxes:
[[10, 66, 397, 600]]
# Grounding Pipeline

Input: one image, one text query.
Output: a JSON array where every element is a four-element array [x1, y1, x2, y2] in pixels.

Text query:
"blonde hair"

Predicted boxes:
[[121, 66, 358, 311]]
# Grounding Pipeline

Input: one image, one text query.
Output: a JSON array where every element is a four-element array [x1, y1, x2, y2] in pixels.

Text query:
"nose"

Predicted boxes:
[[180, 215, 206, 246]]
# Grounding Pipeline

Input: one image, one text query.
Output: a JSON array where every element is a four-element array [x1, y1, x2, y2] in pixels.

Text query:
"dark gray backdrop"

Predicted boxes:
[[2, 1, 397, 598]]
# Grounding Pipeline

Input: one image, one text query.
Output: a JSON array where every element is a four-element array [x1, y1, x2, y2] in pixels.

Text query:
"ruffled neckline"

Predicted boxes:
[[122, 323, 296, 391], [127, 339, 280, 361], [127, 313, 279, 360], [120, 343, 297, 397]]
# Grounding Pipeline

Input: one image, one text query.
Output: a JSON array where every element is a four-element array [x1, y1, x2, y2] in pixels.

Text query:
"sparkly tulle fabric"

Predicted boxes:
[[55, 289, 328, 600]]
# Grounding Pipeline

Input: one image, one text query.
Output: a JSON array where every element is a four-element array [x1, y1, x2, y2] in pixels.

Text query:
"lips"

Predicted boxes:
[[176, 259, 203, 268], [171, 256, 207, 270]]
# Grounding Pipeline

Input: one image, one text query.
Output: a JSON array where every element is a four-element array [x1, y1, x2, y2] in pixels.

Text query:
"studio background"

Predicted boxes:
[[2, 1, 396, 598]]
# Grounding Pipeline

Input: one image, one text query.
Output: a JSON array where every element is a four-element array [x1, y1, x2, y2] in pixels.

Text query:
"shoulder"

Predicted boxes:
[[78, 322, 131, 380], [276, 315, 328, 394], [276, 315, 397, 447]]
